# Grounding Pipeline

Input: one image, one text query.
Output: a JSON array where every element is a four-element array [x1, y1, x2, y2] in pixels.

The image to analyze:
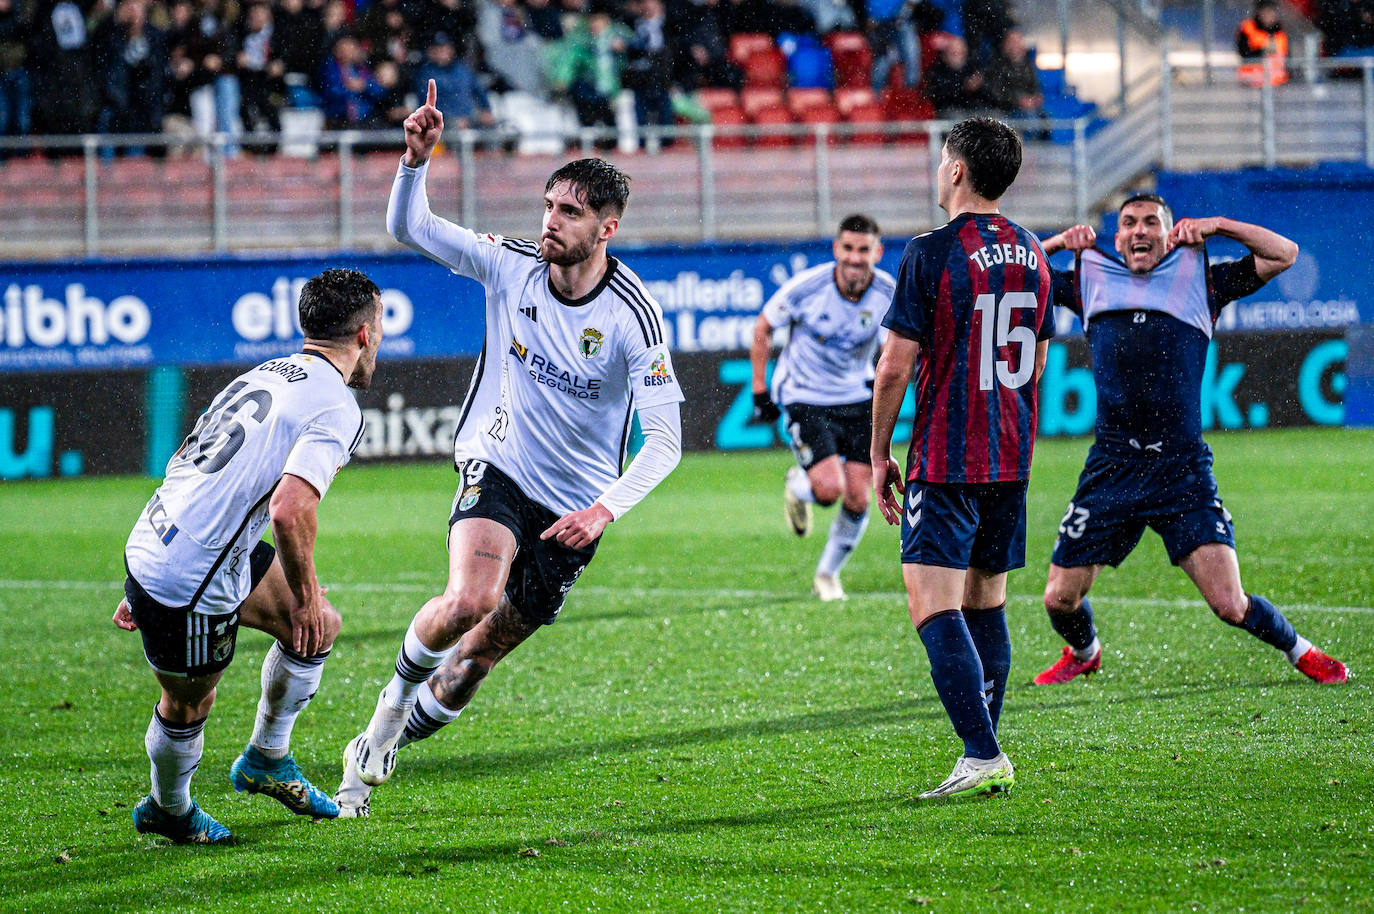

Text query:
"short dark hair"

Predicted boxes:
[[545, 158, 631, 217], [298, 268, 381, 340], [837, 213, 880, 237], [945, 117, 1023, 202], [1120, 191, 1173, 221]]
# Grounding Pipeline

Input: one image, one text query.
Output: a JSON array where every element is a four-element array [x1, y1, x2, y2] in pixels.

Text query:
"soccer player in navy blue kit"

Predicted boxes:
[[872, 117, 1053, 800], [1032, 195, 1349, 686]]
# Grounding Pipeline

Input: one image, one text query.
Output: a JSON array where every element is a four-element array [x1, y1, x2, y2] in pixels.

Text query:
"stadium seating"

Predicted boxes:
[[750, 103, 796, 147], [787, 88, 832, 115], [843, 101, 888, 145], [824, 32, 873, 90], [741, 86, 786, 118], [709, 105, 749, 148], [728, 32, 776, 66], [834, 87, 877, 117]]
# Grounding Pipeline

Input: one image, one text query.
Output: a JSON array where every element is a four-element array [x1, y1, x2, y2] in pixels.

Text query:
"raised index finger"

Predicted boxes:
[[426, 78, 437, 109]]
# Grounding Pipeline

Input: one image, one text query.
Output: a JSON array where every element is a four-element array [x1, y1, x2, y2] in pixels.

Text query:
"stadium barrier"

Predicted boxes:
[[0, 331, 1348, 481]]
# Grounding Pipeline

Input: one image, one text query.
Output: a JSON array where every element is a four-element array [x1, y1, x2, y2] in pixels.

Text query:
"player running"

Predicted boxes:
[[872, 117, 1053, 801], [334, 81, 685, 817], [1032, 195, 1348, 686], [749, 214, 895, 601], [115, 268, 383, 843]]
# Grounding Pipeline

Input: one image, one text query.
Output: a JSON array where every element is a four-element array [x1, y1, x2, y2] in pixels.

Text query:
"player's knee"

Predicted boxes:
[[163, 688, 216, 722], [812, 479, 842, 506], [431, 586, 502, 638], [842, 490, 870, 515], [1043, 584, 1081, 614], [318, 605, 342, 652], [1208, 592, 1248, 624]]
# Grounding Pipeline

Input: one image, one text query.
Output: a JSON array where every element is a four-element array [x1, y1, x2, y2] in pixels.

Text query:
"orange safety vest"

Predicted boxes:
[[1237, 20, 1289, 86]]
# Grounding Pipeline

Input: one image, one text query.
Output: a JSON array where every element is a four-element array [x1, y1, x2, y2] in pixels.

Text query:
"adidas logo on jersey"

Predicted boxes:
[[520, 305, 538, 323]]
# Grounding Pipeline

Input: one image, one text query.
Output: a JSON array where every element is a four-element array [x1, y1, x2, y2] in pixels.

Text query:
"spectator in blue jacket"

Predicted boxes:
[[319, 32, 388, 127], [415, 31, 494, 128]]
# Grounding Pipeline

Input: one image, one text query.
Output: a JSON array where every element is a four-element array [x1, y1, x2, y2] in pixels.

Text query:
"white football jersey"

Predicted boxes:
[[125, 352, 364, 613], [390, 163, 684, 516], [763, 262, 895, 407]]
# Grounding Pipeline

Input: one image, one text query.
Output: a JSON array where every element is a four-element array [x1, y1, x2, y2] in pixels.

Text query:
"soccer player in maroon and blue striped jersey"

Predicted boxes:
[[871, 117, 1054, 801]]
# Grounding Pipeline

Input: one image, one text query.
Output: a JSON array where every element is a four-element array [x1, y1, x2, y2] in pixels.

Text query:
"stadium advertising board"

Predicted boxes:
[[2, 228, 1357, 376], [0, 332, 1347, 480]]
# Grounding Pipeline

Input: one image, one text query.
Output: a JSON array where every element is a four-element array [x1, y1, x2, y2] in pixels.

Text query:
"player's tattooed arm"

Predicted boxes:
[[473, 549, 504, 561]]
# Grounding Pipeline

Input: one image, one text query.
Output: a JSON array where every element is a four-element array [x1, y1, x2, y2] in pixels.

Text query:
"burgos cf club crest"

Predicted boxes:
[[459, 485, 481, 511], [579, 327, 604, 359]]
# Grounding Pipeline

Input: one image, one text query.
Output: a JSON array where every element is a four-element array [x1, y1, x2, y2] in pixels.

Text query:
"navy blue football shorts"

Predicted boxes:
[[124, 541, 276, 678], [1050, 444, 1235, 568], [900, 479, 1029, 573], [449, 459, 598, 626], [783, 400, 873, 470]]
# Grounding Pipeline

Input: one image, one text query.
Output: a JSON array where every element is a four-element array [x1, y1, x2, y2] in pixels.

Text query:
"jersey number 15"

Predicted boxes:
[[973, 291, 1038, 391]]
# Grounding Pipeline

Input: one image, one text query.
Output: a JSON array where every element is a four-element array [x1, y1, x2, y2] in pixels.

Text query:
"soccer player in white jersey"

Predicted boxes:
[[749, 215, 895, 601], [333, 81, 685, 817], [114, 268, 382, 843]]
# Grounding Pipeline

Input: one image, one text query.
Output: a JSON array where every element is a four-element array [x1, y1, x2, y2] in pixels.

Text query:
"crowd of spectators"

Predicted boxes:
[[0, 0, 1028, 150]]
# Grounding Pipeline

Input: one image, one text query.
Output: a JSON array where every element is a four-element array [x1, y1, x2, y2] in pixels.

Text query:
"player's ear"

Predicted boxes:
[[599, 214, 620, 243], [873, 239, 884, 262]]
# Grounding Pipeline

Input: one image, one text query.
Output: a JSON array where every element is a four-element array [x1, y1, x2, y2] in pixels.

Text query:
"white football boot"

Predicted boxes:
[[918, 752, 1015, 800], [334, 734, 373, 818]]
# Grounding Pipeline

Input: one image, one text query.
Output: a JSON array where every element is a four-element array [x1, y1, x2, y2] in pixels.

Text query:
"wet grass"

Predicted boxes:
[[1, 427, 1370, 913]]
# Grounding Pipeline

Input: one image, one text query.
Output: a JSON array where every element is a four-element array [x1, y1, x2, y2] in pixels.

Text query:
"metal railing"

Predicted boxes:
[[0, 116, 1117, 258], [1161, 56, 1374, 171]]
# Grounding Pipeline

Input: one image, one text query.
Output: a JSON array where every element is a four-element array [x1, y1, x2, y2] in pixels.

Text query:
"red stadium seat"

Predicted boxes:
[[729, 32, 776, 66], [843, 102, 888, 145], [750, 104, 796, 146], [709, 105, 749, 148], [883, 86, 934, 120], [741, 86, 786, 118], [742, 48, 788, 88], [834, 87, 877, 116], [787, 88, 832, 116], [825, 31, 873, 90], [797, 104, 841, 144], [696, 87, 741, 113], [882, 86, 935, 143]]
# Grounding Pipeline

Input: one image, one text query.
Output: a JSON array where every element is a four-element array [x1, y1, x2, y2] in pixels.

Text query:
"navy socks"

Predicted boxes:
[[1229, 593, 1298, 653], [963, 603, 1011, 733], [918, 611, 1000, 760], [1049, 597, 1097, 652]]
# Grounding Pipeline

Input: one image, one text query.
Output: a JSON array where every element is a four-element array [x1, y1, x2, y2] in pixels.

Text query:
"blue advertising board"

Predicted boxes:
[[0, 242, 880, 373]]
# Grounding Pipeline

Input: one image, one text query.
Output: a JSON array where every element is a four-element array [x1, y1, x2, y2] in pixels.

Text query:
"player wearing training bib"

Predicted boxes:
[[1032, 194, 1348, 687], [115, 269, 384, 843], [335, 81, 685, 818], [749, 214, 895, 601], [872, 118, 1052, 801]]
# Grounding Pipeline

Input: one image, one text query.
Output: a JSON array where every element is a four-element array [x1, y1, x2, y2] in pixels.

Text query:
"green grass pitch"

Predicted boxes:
[[0, 427, 1370, 913]]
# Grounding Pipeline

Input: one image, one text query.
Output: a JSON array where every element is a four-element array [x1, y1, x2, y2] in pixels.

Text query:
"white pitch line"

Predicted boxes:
[[1, 578, 1371, 615]]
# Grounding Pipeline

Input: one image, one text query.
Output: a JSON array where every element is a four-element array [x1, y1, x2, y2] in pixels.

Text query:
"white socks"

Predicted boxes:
[[817, 507, 869, 577], [787, 467, 817, 504], [146, 709, 205, 816], [385, 619, 456, 711], [249, 642, 328, 759], [1285, 634, 1313, 665], [1073, 636, 1101, 662], [399, 680, 464, 748]]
